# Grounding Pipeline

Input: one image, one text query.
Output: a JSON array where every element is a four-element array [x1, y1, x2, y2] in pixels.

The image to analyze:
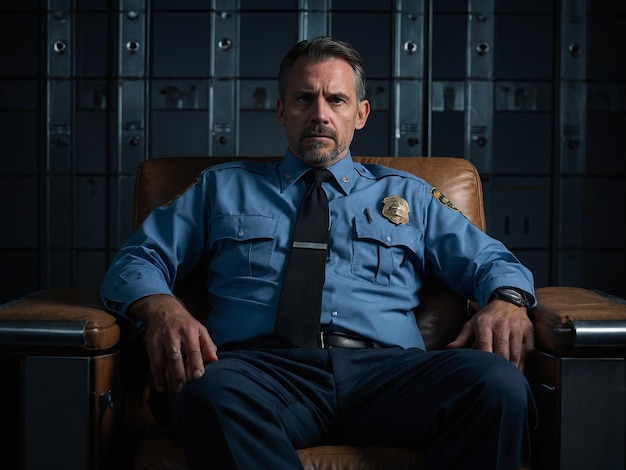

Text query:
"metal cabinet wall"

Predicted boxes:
[[1, 0, 625, 303]]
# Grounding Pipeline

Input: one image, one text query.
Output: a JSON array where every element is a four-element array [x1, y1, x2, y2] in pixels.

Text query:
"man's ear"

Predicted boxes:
[[276, 99, 286, 125], [355, 99, 371, 130]]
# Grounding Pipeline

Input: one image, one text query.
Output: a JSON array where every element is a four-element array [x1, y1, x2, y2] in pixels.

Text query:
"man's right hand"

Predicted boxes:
[[128, 294, 218, 394]]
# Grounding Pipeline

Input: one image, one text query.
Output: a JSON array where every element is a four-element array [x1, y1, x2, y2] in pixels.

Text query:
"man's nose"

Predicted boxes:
[[310, 98, 330, 123]]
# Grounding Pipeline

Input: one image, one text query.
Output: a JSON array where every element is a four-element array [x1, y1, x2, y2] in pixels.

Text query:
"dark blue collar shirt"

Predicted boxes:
[[101, 150, 535, 350]]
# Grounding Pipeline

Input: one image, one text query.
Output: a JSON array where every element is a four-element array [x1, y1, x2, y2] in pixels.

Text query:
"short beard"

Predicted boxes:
[[298, 142, 341, 166], [296, 125, 341, 166]]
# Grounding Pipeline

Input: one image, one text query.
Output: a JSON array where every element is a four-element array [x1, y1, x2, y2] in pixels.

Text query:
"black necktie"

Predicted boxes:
[[274, 169, 333, 347]]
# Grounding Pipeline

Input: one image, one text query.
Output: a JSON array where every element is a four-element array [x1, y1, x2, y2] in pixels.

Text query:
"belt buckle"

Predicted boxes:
[[320, 330, 327, 349]]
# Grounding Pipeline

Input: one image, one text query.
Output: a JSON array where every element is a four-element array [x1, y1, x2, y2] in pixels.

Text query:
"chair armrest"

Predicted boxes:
[[0, 289, 120, 352], [531, 287, 626, 354]]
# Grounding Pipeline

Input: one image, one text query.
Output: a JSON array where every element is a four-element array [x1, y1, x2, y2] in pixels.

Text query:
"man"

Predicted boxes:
[[102, 37, 536, 469]]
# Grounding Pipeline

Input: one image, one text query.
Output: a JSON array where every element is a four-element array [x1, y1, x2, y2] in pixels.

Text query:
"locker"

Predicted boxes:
[[351, 111, 392, 157], [151, 110, 210, 157], [76, 12, 110, 78], [588, 16, 626, 81], [431, 13, 466, 79], [240, 0, 298, 9], [494, 14, 553, 80], [107, 175, 136, 250], [239, 79, 278, 110], [152, 12, 212, 78], [0, 13, 39, 77], [47, 80, 73, 173], [239, 110, 286, 156], [77, 176, 107, 249], [493, 112, 552, 174], [431, 111, 465, 157], [240, 12, 299, 78], [333, 0, 393, 10], [587, 111, 626, 174], [484, 176, 551, 249], [151, 79, 208, 110], [153, 0, 212, 9], [77, 79, 110, 111], [117, 79, 147, 174], [0, 251, 39, 304], [49, 250, 74, 289], [0, 177, 38, 248], [48, 175, 73, 249], [77, 110, 109, 174], [493, 80, 552, 174], [0, 110, 39, 174], [331, 12, 393, 79], [560, 177, 626, 249], [431, 81, 465, 157], [75, 251, 109, 289]]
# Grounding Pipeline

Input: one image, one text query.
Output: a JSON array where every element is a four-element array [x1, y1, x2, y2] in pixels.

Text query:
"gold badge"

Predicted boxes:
[[430, 187, 458, 211], [382, 195, 410, 225]]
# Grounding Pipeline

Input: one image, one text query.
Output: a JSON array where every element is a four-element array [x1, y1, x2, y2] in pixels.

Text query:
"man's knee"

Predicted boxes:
[[478, 352, 531, 405], [441, 350, 532, 413], [172, 359, 242, 419]]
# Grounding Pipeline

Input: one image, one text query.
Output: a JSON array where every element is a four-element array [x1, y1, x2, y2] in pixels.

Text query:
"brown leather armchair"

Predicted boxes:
[[2, 156, 625, 470]]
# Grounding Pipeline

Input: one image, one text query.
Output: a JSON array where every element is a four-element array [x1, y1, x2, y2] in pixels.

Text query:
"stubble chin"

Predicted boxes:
[[297, 142, 341, 166]]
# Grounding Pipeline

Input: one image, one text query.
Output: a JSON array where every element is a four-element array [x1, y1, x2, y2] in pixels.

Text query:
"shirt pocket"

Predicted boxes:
[[210, 215, 279, 278], [351, 215, 422, 287]]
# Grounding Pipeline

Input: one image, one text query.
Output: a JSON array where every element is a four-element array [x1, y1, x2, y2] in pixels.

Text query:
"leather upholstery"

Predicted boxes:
[[0, 289, 119, 350], [532, 287, 626, 354]]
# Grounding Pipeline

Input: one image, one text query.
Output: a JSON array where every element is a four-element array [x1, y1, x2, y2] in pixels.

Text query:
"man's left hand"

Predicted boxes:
[[447, 299, 534, 370]]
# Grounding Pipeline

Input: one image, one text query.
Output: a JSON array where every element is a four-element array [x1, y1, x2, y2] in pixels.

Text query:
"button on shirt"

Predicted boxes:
[[101, 151, 535, 350]]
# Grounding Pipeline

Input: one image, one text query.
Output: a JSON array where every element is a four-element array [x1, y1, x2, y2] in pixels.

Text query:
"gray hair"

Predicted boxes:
[[278, 37, 367, 102]]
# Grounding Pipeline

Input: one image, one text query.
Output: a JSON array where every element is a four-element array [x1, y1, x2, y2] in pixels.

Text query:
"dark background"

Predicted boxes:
[[1, 0, 625, 303]]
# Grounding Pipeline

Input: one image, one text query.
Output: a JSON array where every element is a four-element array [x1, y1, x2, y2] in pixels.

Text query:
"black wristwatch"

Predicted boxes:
[[491, 287, 529, 310]]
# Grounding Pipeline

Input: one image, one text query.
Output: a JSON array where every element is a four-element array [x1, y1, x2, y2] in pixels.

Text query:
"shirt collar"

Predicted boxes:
[[279, 149, 356, 195]]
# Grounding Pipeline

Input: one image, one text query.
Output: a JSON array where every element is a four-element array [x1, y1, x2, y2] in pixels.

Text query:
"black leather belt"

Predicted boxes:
[[220, 331, 381, 351], [319, 331, 382, 349]]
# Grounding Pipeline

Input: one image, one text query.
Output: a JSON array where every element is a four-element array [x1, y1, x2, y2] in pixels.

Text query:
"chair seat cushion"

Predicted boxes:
[[133, 424, 426, 470]]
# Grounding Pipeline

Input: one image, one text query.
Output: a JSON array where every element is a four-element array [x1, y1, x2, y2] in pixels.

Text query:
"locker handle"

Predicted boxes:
[[476, 42, 490, 56], [568, 43, 582, 57], [127, 41, 140, 54], [53, 41, 67, 54], [218, 38, 233, 51], [404, 41, 418, 54]]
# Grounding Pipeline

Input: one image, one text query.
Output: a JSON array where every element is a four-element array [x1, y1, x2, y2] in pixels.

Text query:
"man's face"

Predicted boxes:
[[277, 57, 370, 168]]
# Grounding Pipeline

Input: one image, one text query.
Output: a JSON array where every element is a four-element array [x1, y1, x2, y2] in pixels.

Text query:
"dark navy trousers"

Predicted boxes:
[[170, 347, 536, 470]]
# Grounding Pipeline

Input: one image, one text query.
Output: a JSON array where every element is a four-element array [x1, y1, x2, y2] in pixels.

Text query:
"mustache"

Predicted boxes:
[[300, 125, 337, 141]]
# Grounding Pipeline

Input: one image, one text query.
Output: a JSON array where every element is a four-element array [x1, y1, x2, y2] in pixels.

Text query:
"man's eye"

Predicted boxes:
[[331, 97, 345, 104]]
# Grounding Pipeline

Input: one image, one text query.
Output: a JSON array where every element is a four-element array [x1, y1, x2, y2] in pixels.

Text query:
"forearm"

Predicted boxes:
[[127, 293, 184, 322]]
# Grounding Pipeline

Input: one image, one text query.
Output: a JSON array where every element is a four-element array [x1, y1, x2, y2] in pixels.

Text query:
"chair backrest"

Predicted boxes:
[[134, 156, 485, 349]]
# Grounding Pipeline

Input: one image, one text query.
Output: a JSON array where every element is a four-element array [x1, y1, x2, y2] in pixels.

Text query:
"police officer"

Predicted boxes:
[[102, 37, 536, 469]]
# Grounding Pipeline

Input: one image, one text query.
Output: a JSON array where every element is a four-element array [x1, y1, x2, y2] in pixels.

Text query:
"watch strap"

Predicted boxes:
[[491, 286, 529, 310]]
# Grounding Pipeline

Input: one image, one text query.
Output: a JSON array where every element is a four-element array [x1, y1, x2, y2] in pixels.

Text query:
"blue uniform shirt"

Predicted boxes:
[[101, 151, 535, 350]]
